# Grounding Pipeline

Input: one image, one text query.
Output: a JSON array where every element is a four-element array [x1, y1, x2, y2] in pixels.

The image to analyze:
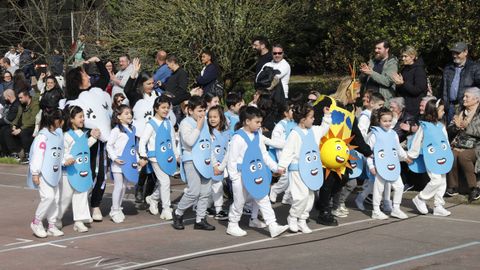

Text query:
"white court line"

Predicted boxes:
[[116, 218, 374, 270], [0, 172, 27, 177], [0, 183, 30, 189], [0, 218, 194, 254], [420, 215, 480, 224]]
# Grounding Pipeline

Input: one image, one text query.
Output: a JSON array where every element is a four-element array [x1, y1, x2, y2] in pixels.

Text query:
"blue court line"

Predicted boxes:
[[363, 241, 480, 270]]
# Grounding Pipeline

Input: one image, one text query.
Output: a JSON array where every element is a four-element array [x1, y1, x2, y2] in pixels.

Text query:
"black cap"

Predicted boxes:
[[450, 42, 468, 53]]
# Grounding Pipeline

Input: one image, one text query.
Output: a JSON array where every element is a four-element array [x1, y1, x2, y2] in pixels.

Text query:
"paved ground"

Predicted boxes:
[[0, 163, 479, 270]]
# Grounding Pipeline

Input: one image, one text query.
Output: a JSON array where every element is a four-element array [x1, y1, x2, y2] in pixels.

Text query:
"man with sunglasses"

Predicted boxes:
[[260, 44, 291, 99]]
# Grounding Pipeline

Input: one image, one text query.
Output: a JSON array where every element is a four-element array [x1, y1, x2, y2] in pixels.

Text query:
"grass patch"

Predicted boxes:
[[0, 157, 20, 164]]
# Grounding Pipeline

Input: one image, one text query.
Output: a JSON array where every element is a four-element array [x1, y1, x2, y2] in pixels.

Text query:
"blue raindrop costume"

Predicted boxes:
[[211, 129, 229, 182], [371, 127, 401, 181], [147, 119, 177, 176], [416, 121, 453, 174], [118, 126, 139, 183], [65, 130, 93, 192]]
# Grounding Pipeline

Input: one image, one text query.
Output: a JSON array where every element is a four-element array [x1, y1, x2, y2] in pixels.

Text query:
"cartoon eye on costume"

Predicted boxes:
[[378, 150, 385, 159], [214, 146, 221, 154], [160, 146, 167, 152], [392, 148, 398, 157], [345, 149, 350, 154], [249, 163, 257, 172], [84, 156, 89, 163], [130, 148, 136, 155], [441, 142, 448, 150], [305, 155, 312, 163], [312, 151, 318, 160], [102, 102, 108, 110], [76, 157, 83, 164], [427, 145, 435, 154], [336, 144, 342, 151], [257, 162, 263, 170], [167, 142, 172, 149]]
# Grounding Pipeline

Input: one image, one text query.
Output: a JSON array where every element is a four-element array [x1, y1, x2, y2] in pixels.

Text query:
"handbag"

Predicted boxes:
[[452, 132, 477, 149]]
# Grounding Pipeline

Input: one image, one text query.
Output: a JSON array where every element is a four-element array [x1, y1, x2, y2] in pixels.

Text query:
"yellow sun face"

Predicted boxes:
[[320, 127, 357, 178]]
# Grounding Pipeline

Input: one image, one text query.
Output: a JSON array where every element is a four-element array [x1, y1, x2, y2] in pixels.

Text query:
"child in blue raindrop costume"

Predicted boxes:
[[226, 106, 289, 238], [106, 105, 139, 223], [28, 109, 65, 238], [366, 108, 411, 220], [138, 96, 178, 221], [408, 100, 453, 216], [278, 104, 331, 233], [57, 106, 100, 233], [173, 96, 216, 231]]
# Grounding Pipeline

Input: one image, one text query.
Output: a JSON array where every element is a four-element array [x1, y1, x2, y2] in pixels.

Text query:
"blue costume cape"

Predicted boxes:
[[147, 119, 176, 176], [65, 130, 93, 192], [371, 127, 401, 181]]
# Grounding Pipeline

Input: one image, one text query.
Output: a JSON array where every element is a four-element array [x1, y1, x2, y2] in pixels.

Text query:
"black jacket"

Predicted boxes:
[[397, 58, 427, 117], [313, 98, 372, 157], [0, 99, 20, 127], [196, 63, 218, 94], [441, 58, 480, 106], [40, 87, 64, 110], [162, 67, 190, 106]]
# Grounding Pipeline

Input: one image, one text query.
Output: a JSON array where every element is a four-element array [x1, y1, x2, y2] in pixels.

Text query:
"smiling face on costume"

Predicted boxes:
[[373, 127, 400, 180], [421, 122, 453, 174], [321, 138, 350, 169]]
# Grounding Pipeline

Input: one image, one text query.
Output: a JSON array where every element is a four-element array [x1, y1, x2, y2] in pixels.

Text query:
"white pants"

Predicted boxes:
[[419, 172, 446, 207], [271, 173, 289, 196], [150, 162, 171, 210], [58, 176, 91, 222], [228, 177, 276, 225], [289, 172, 314, 220], [35, 178, 59, 224], [209, 180, 224, 212], [373, 175, 404, 211], [111, 173, 128, 212]]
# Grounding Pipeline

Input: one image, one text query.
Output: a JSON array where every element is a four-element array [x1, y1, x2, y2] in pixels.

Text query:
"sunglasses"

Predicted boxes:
[[273, 52, 283, 55]]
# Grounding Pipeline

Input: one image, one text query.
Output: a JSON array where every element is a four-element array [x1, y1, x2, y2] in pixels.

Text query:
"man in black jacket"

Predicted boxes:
[[441, 42, 480, 123], [0, 89, 20, 156], [161, 55, 190, 124]]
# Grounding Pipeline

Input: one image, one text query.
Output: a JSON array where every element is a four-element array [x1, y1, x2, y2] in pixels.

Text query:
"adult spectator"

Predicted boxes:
[[104, 59, 116, 96], [7, 89, 39, 162], [252, 36, 272, 77], [124, 58, 159, 108], [1, 57, 17, 74], [0, 71, 14, 104], [391, 46, 427, 117], [441, 42, 480, 123], [17, 43, 35, 79], [50, 49, 64, 76], [4, 46, 19, 70], [153, 50, 172, 91], [111, 54, 134, 100], [13, 69, 31, 95], [0, 89, 20, 156], [259, 44, 291, 98], [38, 75, 64, 111], [447, 87, 480, 202], [389, 97, 414, 143], [360, 40, 398, 103], [196, 49, 219, 96], [161, 55, 190, 108]]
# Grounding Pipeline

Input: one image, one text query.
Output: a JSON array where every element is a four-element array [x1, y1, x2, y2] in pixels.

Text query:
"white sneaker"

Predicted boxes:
[[226, 223, 247, 237], [73, 221, 89, 233], [298, 219, 312, 234], [390, 208, 408, 219], [146, 196, 159, 215], [249, 218, 267, 228], [382, 200, 393, 213], [92, 207, 103, 221], [160, 208, 173, 220], [30, 222, 47, 238], [339, 203, 349, 215], [269, 190, 277, 203], [47, 226, 64, 237], [118, 209, 125, 220], [433, 206, 451, 217], [287, 215, 298, 232], [372, 210, 389, 220], [110, 211, 124, 223], [55, 220, 63, 229], [268, 222, 289, 238], [355, 195, 365, 211], [332, 208, 348, 218], [412, 195, 428, 214]]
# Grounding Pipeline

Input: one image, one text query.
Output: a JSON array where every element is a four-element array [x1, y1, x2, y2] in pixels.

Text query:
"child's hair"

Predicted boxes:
[[111, 104, 132, 133], [153, 95, 171, 112], [225, 92, 242, 109], [112, 93, 126, 111], [278, 102, 292, 119], [207, 105, 227, 133], [369, 92, 385, 104], [234, 105, 263, 131], [292, 103, 314, 124], [370, 107, 393, 128], [205, 92, 220, 104], [421, 99, 439, 123], [187, 95, 207, 111], [63, 105, 84, 132], [40, 108, 64, 130]]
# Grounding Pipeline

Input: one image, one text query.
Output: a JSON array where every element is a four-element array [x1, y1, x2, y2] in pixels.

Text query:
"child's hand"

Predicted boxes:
[[214, 167, 222, 176], [369, 167, 376, 176], [115, 159, 125, 165], [138, 159, 148, 168], [32, 175, 40, 185], [196, 115, 205, 130], [323, 106, 330, 115], [91, 128, 101, 139], [405, 157, 413, 164], [64, 158, 75, 166], [277, 167, 286, 175]]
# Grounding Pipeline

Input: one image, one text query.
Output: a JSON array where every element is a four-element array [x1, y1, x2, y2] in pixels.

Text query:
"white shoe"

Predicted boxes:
[[118, 209, 125, 220], [47, 226, 64, 237], [339, 203, 349, 215], [30, 222, 47, 238], [73, 221, 89, 233], [287, 215, 298, 232], [226, 223, 247, 237], [269, 190, 277, 203], [433, 206, 451, 217], [412, 195, 428, 214], [55, 220, 63, 229], [355, 195, 365, 211], [390, 208, 408, 219], [332, 208, 348, 218], [110, 211, 124, 223], [268, 222, 289, 238], [249, 218, 267, 228], [146, 196, 159, 215], [382, 200, 393, 213], [298, 219, 312, 234], [92, 207, 103, 221], [160, 208, 173, 220], [372, 210, 389, 220]]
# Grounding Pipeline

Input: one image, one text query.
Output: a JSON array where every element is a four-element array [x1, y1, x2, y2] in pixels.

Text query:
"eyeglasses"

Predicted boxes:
[[273, 52, 283, 55]]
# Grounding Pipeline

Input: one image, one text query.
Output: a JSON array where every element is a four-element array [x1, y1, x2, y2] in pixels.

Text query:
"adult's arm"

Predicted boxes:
[[124, 76, 141, 108], [93, 61, 109, 90], [351, 117, 373, 157]]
